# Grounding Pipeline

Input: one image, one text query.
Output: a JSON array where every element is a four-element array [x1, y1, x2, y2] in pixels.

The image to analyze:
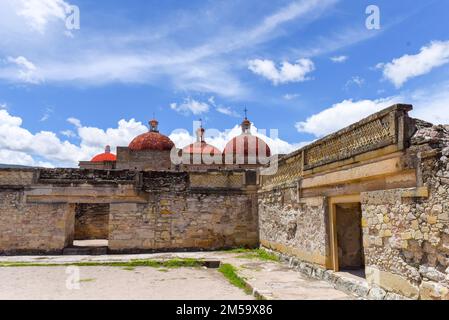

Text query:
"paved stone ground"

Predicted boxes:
[[0, 251, 352, 300]]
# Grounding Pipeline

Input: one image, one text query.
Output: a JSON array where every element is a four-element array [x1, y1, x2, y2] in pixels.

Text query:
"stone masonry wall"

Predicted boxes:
[[0, 190, 75, 254], [258, 185, 329, 266], [0, 169, 258, 254], [108, 171, 258, 252], [116, 147, 174, 171], [108, 192, 258, 252], [361, 124, 449, 299], [74, 203, 109, 240], [0, 169, 35, 185]]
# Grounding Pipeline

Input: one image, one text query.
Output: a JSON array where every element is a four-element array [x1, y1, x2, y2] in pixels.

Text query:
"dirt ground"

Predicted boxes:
[[0, 266, 253, 300]]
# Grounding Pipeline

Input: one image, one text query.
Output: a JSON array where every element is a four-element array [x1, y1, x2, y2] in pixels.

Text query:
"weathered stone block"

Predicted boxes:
[[419, 281, 449, 300]]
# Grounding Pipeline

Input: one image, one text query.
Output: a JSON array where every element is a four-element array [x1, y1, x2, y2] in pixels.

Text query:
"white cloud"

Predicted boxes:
[[40, 106, 53, 122], [216, 106, 240, 117], [77, 119, 147, 150], [60, 129, 76, 138], [408, 82, 449, 125], [0, 0, 337, 98], [16, 0, 71, 33], [0, 108, 149, 167], [330, 55, 348, 63], [208, 96, 240, 117], [170, 98, 210, 115], [216, 0, 339, 53], [67, 117, 81, 127], [6, 56, 42, 84], [295, 80, 449, 139], [248, 58, 315, 85], [0, 149, 53, 167], [345, 76, 365, 89], [283, 93, 300, 100], [295, 96, 401, 137], [379, 40, 449, 88]]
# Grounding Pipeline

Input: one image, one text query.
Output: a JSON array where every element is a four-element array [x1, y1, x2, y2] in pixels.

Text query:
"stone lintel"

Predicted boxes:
[[401, 186, 429, 198], [301, 156, 409, 190]]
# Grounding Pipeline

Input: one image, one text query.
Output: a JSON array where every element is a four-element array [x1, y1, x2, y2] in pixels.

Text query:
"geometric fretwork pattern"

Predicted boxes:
[[190, 173, 243, 188], [261, 113, 398, 188], [304, 116, 395, 168], [260, 154, 302, 187]]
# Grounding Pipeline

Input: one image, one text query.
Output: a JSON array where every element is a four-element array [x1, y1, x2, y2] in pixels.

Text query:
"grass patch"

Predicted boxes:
[[79, 278, 96, 283], [0, 258, 204, 269], [218, 263, 251, 295], [226, 248, 279, 262], [122, 267, 135, 271]]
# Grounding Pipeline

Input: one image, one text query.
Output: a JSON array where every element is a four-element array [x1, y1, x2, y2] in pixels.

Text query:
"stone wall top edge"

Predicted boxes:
[[268, 104, 413, 165]]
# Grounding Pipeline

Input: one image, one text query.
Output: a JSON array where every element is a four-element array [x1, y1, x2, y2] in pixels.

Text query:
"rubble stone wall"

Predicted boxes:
[[258, 185, 329, 265], [361, 125, 449, 299]]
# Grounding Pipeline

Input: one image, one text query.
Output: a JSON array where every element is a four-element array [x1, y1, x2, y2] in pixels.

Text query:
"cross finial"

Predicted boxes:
[[244, 107, 248, 119], [199, 118, 203, 128]]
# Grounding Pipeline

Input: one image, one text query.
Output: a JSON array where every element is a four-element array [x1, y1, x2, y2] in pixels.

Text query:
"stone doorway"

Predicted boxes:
[[335, 203, 365, 273], [65, 203, 110, 255], [329, 195, 365, 277]]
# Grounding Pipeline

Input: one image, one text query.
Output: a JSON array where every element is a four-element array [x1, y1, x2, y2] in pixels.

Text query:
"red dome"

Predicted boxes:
[[128, 118, 175, 151], [129, 132, 175, 151], [91, 153, 117, 162], [224, 134, 271, 158], [182, 141, 221, 155], [91, 145, 116, 162]]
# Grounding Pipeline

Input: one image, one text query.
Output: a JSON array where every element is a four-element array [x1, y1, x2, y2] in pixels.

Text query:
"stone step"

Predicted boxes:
[[63, 246, 108, 256]]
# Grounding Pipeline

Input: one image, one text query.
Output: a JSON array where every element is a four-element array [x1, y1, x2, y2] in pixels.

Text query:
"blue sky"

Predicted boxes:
[[1, 0, 449, 167]]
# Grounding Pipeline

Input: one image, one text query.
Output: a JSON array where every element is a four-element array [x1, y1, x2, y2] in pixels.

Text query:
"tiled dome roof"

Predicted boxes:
[[90, 146, 117, 162], [223, 135, 271, 158], [128, 119, 175, 151], [223, 115, 271, 159], [91, 146, 117, 162], [183, 141, 221, 155], [182, 124, 221, 156]]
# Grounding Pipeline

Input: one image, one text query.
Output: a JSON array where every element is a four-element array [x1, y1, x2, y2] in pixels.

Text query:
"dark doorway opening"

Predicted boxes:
[[335, 203, 365, 277], [65, 203, 110, 255]]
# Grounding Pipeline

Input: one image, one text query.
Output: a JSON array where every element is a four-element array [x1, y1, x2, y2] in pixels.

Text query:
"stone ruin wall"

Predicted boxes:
[[361, 123, 449, 299], [0, 169, 258, 254], [0, 190, 75, 255], [108, 171, 259, 252], [257, 105, 449, 299], [259, 189, 329, 265]]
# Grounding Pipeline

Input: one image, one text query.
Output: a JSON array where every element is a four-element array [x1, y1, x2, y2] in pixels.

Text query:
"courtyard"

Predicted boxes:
[[0, 251, 352, 300]]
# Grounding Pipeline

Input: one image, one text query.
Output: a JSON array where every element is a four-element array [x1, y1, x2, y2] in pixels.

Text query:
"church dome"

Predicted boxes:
[[91, 145, 117, 162], [223, 135, 271, 158], [182, 125, 221, 156], [223, 116, 271, 158], [128, 119, 175, 151]]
